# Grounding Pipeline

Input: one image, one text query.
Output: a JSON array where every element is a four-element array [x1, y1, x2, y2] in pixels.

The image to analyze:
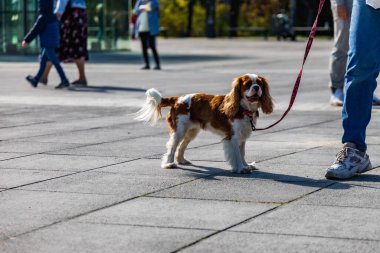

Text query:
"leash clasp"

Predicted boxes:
[[249, 117, 256, 131]]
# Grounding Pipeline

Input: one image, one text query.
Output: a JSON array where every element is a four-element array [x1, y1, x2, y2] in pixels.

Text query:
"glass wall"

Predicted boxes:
[[0, 0, 38, 53], [0, 0, 131, 54], [87, 0, 131, 51]]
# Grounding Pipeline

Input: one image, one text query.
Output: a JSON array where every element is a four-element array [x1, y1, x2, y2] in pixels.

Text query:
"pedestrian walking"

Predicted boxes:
[[22, 0, 69, 89], [328, 0, 380, 106], [133, 0, 161, 70], [40, 0, 89, 87], [326, 0, 380, 179]]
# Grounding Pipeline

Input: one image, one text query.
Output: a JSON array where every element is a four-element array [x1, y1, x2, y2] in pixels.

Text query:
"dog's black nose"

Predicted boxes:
[[253, 86, 259, 91]]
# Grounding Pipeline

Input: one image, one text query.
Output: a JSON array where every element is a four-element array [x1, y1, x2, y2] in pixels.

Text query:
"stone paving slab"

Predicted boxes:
[[18, 171, 194, 196], [0, 222, 211, 253], [0, 189, 123, 239], [0, 152, 31, 161], [0, 141, 81, 154], [94, 158, 225, 178], [48, 139, 167, 158], [149, 176, 331, 203], [0, 112, 132, 141], [231, 204, 380, 241], [296, 179, 380, 208], [0, 154, 131, 172], [75, 197, 277, 230], [20, 123, 166, 144], [181, 231, 380, 253], [0, 169, 69, 188]]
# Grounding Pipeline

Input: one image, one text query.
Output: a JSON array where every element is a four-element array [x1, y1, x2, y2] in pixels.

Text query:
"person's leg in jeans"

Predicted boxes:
[[139, 32, 150, 69], [43, 47, 69, 84], [149, 34, 160, 69], [326, 0, 380, 179], [342, 0, 380, 152], [34, 48, 49, 83], [328, 0, 352, 106]]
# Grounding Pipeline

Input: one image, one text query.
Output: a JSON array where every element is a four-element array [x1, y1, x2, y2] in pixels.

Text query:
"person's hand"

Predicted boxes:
[[337, 5, 349, 20], [22, 41, 28, 48]]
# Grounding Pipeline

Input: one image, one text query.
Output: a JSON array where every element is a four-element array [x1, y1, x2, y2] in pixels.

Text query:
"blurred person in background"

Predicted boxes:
[[133, 0, 161, 70], [40, 0, 88, 87]]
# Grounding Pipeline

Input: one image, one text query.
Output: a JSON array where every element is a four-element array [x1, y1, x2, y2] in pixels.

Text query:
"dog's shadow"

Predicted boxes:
[[176, 164, 380, 190]]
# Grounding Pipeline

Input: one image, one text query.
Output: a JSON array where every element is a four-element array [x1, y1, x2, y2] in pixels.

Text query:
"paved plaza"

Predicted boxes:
[[0, 38, 379, 252]]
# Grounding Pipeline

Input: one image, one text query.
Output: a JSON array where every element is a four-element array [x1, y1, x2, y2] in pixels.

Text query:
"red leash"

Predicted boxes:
[[254, 0, 326, 131]]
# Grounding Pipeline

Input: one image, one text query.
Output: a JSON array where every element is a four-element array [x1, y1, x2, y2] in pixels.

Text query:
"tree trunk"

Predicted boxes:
[[186, 0, 195, 37], [229, 0, 241, 37], [205, 0, 216, 38]]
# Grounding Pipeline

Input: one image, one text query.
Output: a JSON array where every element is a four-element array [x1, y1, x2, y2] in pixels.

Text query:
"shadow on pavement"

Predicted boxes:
[[68, 86, 146, 93], [0, 52, 243, 64], [177, 164, 356, 190]]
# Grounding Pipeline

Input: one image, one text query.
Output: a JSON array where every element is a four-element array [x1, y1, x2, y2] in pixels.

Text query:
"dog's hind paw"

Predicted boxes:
[[233, 167, 252, 174], [161, 162, 177, 169]]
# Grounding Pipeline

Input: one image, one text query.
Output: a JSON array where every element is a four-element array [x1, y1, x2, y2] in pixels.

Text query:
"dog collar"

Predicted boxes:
[[242, 109, 259, 118]]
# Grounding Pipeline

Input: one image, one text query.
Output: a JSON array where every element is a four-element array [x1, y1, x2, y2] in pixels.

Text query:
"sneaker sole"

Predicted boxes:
[[325, 161, 371, 180]]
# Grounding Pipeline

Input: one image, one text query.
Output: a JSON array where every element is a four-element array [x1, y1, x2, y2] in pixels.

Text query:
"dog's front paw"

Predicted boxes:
[[161, 162, 177, 169], [249, 162, 258, 170]]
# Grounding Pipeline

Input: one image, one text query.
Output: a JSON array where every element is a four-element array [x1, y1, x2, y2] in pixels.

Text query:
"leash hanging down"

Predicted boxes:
[[253, 0, 326, 131]]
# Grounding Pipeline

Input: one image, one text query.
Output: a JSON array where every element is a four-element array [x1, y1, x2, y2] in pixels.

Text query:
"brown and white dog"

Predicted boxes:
[[134, 73, 273, 173]]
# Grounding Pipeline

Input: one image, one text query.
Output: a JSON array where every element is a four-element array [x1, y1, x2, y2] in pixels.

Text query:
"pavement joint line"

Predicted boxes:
[[73, 221, 218, 232], [255, 145, 322, 163], [0, 121, 55, 130], [171, 181, 337, 252], [36, 130, 169, 155], [252, 118, 340, 137], [0, 130, 168, 161], [1, 158, 141, 192], [144, 195, 284, 205], [3, 173, 217, 241], [227, 230, 380, 242], [0, 153, 37, 162], [298, 202, 380, 210], [11, 188, 117, 196], [2, 119, 140, 142]]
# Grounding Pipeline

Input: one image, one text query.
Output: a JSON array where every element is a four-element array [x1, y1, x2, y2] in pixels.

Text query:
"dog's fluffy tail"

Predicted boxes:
[[133, 88, 177, 126]]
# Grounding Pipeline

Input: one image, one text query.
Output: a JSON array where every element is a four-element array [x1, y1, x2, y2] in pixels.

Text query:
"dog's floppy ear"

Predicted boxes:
[[257, 76, 273, 114], [222, 76, 243, 118]]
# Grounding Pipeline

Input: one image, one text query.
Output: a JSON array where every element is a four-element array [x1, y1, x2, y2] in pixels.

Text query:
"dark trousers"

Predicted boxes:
[[139, 32, 160, 67], [35, 47, 68, 82]]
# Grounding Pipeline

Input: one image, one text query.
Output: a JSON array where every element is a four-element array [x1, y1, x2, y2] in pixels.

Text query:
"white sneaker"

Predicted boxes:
[[325, 142, 372, 179], [330, 89, 344, 107]]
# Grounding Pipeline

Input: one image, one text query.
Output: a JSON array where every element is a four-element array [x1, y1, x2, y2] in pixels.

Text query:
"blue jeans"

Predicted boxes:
[[342, 0, 380, 152], [34, 47, 68, 83]]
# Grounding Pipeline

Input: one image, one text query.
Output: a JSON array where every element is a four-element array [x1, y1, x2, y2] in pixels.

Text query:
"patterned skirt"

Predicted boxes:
[[58, 8, 89, 61]]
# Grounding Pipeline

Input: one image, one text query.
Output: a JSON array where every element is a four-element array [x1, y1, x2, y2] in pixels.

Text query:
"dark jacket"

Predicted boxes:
[[24, 0, 59, 48]]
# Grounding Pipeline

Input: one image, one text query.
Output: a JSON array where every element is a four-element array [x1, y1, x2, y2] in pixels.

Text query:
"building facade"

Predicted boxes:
[[0, 0, 131, 54]]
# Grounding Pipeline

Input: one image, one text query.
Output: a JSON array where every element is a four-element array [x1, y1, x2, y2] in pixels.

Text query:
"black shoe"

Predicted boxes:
[[154, 65, 161, 70], [26, 75, 38, 88], [141, 65, 150, 70], [55, 80, 70, 89]]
